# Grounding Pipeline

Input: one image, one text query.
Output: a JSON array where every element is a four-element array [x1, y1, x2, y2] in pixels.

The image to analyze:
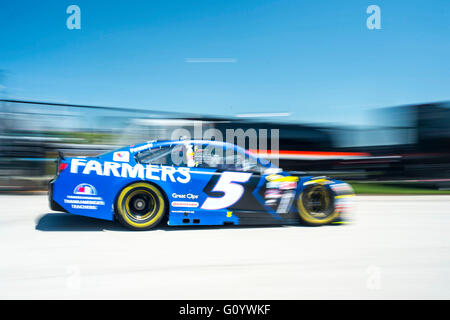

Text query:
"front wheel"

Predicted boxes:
[[296, 184, 339, 226], [115, 182, 166, 230]]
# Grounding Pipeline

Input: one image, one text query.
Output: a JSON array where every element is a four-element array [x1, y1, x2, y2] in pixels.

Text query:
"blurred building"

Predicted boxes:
[[1, 99, 449, 191]]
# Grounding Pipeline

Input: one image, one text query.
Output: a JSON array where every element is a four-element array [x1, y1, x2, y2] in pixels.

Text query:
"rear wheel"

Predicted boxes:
[[115, 182, 166, 230], [296, 184, 338, 225]]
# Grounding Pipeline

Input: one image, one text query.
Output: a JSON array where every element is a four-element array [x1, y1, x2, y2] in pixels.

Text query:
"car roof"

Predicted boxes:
[[130, 139, 238, 151], [128, 139, 259, 160]]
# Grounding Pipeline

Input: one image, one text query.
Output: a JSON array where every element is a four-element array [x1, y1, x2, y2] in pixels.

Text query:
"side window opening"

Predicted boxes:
[[135, 146, 175, 165], [195, 143, 264, 172], [134, 143, 265, 172]]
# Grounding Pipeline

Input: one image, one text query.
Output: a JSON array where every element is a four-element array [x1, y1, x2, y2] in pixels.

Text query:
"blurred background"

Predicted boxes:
[[1, 0, 449, 194], [2, 98, 450, 193]]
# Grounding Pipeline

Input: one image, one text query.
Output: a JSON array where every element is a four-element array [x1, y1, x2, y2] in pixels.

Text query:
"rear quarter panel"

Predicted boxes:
[[52, 149, 196, 221]]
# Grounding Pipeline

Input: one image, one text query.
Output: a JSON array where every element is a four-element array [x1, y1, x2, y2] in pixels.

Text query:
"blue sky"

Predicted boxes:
[[0, 0, 449, 126]]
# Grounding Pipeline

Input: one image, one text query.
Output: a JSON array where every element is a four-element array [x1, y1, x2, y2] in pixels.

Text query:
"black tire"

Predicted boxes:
[[296, 184, 339, 226], [115, 182, 166, 230]]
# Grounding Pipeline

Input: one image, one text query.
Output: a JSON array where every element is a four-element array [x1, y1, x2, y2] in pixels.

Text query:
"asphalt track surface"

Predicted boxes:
[[0, 194, 449, 299]]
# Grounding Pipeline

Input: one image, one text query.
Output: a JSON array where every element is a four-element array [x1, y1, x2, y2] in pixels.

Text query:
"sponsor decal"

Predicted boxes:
[[171, 201, 199, 208], [113, 151, 130, 162], [280, 181, 297, 190], [264, 189, 281, 199], [266, 175, 298, 186], [70, 159, 191, 183], [276, 190, 295, 214], [171, 210, 195, 214], [304, 178, 332, 186], [172, 193, 199, 200], [71, 205, 96, 209], [65, 189, 105, 210], [330, 183, 353, 193], [74, 183, 97, 195], [266, 181, 280, 189], [265, 199, 277, 205], [266, 174, 284, 181], [264, 177, 297, 211]]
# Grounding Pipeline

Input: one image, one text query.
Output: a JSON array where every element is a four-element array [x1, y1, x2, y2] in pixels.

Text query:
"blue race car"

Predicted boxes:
[[49, 139, 354, 230]]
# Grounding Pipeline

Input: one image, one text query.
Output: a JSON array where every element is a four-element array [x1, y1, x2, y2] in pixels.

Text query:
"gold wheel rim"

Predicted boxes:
[[117, 183, 165, 229], [297, 185, 338, 224], [124, 190, 157, 221]]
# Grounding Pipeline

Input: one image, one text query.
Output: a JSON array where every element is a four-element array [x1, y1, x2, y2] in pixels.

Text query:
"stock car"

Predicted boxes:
[[48, 139, 354, 230]]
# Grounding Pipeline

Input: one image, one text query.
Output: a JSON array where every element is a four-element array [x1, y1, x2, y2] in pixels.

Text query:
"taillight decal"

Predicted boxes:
[[59, 163, 68, 172]]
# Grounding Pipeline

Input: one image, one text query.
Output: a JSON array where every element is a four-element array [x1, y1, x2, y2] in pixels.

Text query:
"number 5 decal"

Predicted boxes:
[[201, 172, 252, 210]]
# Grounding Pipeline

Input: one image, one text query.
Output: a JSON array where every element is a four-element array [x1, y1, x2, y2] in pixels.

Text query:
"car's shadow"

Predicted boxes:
[[35, 213, 125, 232], [35, 213, 301, 232]]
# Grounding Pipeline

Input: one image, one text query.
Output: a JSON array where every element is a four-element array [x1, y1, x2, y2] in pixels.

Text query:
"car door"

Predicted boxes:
[[197, 143, 268, 212]]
